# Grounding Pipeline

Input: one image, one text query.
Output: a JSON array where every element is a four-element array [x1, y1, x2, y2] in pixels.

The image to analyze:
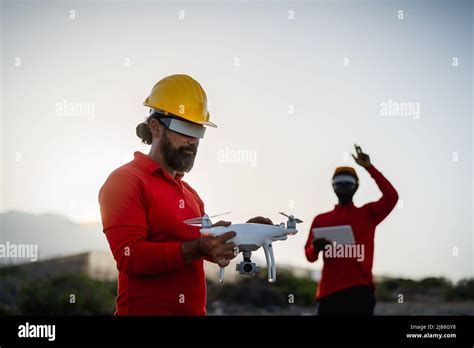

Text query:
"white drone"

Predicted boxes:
[[183, 212, 302, 283]]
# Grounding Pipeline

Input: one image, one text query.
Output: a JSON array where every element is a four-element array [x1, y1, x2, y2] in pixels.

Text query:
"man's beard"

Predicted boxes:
[[160, 130, 197, 173], [335, 192, 355, 204], [334, 188, 356, 204]]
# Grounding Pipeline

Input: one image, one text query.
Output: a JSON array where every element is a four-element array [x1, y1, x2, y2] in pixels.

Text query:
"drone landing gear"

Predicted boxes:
[[218, 243, 278, 284], [236, 243, 276, 283], [262, 242, 276, 283]]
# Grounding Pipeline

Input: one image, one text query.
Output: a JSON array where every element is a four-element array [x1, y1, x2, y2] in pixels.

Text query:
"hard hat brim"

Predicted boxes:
[[195, 120, 217, 128], [147, 107, 217, 128], [144, 103, 217, 128]]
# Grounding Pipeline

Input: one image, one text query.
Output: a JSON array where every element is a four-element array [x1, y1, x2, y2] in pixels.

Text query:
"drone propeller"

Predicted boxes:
[[278, 212, 303, 224], [183, 217, 204, 224], [183, 212, 231, 226]]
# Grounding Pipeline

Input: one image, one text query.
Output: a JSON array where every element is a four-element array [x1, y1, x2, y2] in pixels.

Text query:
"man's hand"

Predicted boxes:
[[352, 144, 371, 168], [182, 228, 237, 265], [312, 238, 331, 253], [212, 220, 231, 228], [246, 216, 274, 225], [217, 258, 231, 267], [198, 231, 237, 263], [211, 221, 234, 267]]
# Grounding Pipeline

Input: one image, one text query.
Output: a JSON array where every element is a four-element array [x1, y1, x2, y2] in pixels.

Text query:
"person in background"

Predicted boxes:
[[305, 144, 399, 315]]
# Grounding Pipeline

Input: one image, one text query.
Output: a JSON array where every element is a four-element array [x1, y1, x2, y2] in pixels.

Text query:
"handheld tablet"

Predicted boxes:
[[312, 225, 355, 245]]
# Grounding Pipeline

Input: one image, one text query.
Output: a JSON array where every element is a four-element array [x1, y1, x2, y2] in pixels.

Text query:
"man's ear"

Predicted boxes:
[[149, 118, 164, 138]]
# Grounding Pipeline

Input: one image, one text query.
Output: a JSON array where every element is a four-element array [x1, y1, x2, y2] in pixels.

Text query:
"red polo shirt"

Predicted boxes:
[[304, 165, 398, 300], [98, 151, 206, 315]]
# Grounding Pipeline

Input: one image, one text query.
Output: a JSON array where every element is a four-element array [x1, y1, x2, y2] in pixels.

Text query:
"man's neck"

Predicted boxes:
[[148, 146, 177, 178], [338, 198, 353, 206]]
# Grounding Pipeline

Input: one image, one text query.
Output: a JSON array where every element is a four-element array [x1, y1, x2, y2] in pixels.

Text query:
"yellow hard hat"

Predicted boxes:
[[333, 166, 359, 181], [143, 74, 217, 127]]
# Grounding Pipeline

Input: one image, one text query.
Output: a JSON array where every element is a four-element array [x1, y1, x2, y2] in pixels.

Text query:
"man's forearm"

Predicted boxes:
[[106, 226, 187, 276], [366, 164, 398, 201], [181, 238, 203, 263]]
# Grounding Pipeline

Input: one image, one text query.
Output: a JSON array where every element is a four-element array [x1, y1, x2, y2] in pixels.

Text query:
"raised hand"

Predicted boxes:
[[352, 144, 371, 168]]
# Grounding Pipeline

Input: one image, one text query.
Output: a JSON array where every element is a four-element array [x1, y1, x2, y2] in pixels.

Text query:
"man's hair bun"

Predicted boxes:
[[136, 122, 152, 145]]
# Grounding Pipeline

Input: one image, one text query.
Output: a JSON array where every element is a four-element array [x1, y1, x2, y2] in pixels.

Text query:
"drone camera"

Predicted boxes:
[[236, 261, 260, 276]]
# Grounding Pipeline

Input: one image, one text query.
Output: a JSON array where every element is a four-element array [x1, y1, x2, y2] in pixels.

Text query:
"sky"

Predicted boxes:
[[1, 0, 472, 281]]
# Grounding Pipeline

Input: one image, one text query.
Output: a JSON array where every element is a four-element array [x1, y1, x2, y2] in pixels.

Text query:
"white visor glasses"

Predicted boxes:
[[150, 109, 206, 139], [332, 175, 357, 185]]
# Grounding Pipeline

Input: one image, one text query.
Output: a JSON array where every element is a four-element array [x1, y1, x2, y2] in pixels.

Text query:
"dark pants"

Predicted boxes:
[[317, 285, 376, 316]]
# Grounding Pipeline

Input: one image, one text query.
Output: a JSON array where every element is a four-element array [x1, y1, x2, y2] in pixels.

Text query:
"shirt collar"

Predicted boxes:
[[133, 151, 184, 181]]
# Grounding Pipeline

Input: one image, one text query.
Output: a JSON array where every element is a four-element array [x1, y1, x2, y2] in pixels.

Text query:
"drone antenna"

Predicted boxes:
[[209, 212, 231, 219], [184, 212, 231, 226]]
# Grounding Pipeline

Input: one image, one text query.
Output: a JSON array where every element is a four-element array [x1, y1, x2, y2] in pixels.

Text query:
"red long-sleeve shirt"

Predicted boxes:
[[304, 165, 398, 299], [98, 151, 206, 315]]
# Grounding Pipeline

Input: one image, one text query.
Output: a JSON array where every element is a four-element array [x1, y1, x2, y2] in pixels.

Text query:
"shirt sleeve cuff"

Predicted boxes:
[[366, 164, 379, 176], [163, 242, 186, 271]]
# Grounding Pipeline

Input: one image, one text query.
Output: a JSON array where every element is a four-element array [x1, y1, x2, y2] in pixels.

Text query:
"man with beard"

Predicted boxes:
[[99, 74, 272, 315], [304, 145, 399, 315]]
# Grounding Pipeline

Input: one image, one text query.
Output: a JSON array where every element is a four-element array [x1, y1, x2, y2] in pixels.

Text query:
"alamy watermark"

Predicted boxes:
[[56, 99, 96, 120], [217, 147, 257, 167], [323, 242, 365, 262], [380, 99, 420, 120], [0, 241, 38, 262], [18, 322, 55, 341]]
